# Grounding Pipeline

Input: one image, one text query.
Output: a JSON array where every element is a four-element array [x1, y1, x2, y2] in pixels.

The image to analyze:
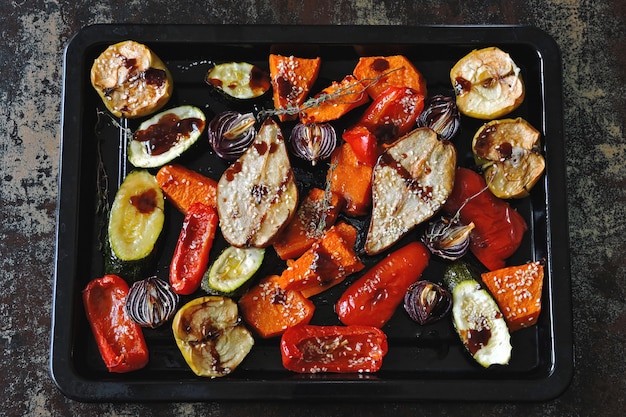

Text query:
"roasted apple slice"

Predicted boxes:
[[365, 127, 456, 255], [90, 40, 173, 118], [217, 118, 298, 248], [472, 117, 545, 199], [172, 296, 254, 377], [450, 47, 524, 120]]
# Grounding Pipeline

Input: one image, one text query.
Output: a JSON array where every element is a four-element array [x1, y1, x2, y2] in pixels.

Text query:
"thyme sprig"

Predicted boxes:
[[257, 66, 404, 120]]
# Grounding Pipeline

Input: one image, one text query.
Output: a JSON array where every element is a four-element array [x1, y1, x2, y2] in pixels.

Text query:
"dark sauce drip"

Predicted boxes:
[[253, 141, 268, 155], [249, 66, 271, 92], [496, 142, 513, 160], [371, 58, 390, 72], [277, 76, 295, 100], [466, 317, 492, 355], [133, 113, 204, 156], [454, 76, 472, 95], [251, 184, 270, 204], [130, 188, 158, 214], [379, 153, 433, 201], [473, 125, 497, 157], [143, 68, 167, 87], [225, 161, 243, 182], [270, 287, 288, 305]]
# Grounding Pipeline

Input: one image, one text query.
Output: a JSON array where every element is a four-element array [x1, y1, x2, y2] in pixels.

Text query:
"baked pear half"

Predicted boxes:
[[450, 47, 524, 120], [472, 118, 545, 199], [365, 127, 456, 255], [217, 118, 298, 248], [90, 40, 173, 118]]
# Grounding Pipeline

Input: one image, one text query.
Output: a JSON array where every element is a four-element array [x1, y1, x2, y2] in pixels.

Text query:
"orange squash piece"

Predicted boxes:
[[277, 222, 364, 298], [238, 275, 315, 338], [299, 75, 369, 124], [481, 261, 544, 332], [269, 54, 321, 121], [327, 143, 373, 217], [353, 55, 428, 100], [272, 188, 344, 261], [155, 164, 217, 214]]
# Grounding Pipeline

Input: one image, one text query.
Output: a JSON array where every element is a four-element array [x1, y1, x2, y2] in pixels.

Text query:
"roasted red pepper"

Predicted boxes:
[[336, 241, 430, 328], [170, 202, 218, 295], [280, 324, 388, 373], [341, 125, 379, 167], [355, 85, 424, 146], [442, 167, 527, 271], [82, 274, 149, 373]]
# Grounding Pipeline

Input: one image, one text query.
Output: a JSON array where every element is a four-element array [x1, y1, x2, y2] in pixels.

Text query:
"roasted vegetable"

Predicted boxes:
[[90, 40, 173, 118], [472, 117, 545, 199], [480, 261, 544, 332], [341, 125, 379, 167], [403, 280, 452, 325], [280, 325, 388, 373], [365, 127, 456, 255], [442, 167, 527, 271], [336, 241, 430, 328], [202, 245, 265, 296], [206, 61, 271, 100], [349, 85, 424, 146], [207, 111, 257, 161], [422, 216, 474, 261], [172, 296, 254, 377], [269, 54, 321, 121], [128, 105, 206, 168], [106, 170, 164, 279], [217, 118, 298, 248], [238, 275, 315, 338], [299, 74, 369, 124], [416, 94, 461, 141], [353, 55, 428, 99], [289, 122, 337, 166], [155, 164, 217, 214], [450, 46, 524, 119], [272, 187, 344, 261], [82, 274, 149, 373], [277, 222, 364, 298], [327, 142, 373, 217], [443, 261, 512, 368], [169, 202, 218, 295], [125, 276, 179, 328]]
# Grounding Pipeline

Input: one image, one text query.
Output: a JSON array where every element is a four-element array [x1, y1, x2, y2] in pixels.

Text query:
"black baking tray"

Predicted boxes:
[[51, 24, 573, 402]]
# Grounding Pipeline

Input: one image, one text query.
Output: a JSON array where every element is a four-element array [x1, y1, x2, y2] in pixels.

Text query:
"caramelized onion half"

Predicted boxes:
[[416, 94, 461, 141], [404, 281, 452, 325], [125, 276, 179, 328], [289, 123, 337, 166], [422, 216, 474, 260], [207, 111, 257, 160]]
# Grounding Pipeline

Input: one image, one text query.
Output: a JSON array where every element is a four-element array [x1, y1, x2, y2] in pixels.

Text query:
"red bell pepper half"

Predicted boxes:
[[82, 274, 149, 373], [341, 125, 379, 167], [356, 85, 424, 146], [442, 167, 527, 271], [336, 241, 430, 328], [280, 324, 388, 373], [170, 202, 218, 295]]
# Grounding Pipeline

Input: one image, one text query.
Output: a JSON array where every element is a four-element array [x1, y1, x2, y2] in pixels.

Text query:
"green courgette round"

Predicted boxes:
[[443, 261, 512, 368], [202, 246, 265, 296], [107, 170, 165, 272], [128, 105, 206, 168]]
